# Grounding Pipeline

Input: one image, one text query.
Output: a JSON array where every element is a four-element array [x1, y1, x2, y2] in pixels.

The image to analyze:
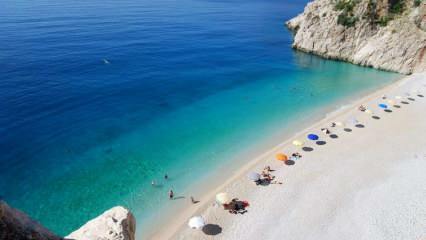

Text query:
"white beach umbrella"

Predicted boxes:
[[395, 96, 402, 99], [247, 172, 261, 181], [335, 121, 344, 127], [347, 117, 358, 126], [292, 140, 304, 147], [188, 216, 205, 229], [215, 192, 230, 205]]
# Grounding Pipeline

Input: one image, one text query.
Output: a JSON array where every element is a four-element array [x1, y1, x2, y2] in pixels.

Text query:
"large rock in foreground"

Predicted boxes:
[[0, 200, 62, 240], [66, 206, 136, 240], [286, 0, 426, 74]]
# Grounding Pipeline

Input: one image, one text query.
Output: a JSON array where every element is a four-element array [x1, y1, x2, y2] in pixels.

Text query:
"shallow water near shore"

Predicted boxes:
[[0, 0, 400, 236]]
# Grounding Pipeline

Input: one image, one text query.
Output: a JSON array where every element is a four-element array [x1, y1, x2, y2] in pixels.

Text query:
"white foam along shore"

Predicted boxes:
[[150, 73, 426, 240]]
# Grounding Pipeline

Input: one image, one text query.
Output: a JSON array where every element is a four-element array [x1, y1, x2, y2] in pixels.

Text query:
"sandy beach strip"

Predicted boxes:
[[151, 73, 426, 240]]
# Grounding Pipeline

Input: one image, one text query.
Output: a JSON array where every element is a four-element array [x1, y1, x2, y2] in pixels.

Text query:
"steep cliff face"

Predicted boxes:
[[286, 0, 426, 74], [0, 201, 62, 240], [0, 200, 136, 240]]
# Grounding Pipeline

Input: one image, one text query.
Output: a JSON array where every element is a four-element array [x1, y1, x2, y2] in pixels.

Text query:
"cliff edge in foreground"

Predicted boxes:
[[0, 200, 135, 240], [286, 0, 426, 74]]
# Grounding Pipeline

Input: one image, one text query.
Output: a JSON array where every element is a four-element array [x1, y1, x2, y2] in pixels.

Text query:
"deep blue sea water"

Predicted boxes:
[[0, 0, 400, 237]]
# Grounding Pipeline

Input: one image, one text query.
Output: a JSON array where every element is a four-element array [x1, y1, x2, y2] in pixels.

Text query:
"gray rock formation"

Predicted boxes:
[[0, 200, 136, 240], [286, 0, 426, 74], [66, 206, 136, 240], [0, 200, 62, 240]]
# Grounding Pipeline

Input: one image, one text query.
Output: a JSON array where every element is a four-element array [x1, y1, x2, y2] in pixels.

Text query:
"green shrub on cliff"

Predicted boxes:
[[334, 0, 359, 27], [337, 13, 359, 27], [414, 0, 422, 7], [334, 0, 357, 11], [389, 0, 404, 14]]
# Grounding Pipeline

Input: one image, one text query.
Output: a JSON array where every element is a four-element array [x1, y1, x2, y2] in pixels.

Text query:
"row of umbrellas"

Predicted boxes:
[[188, 93, 417, 231]]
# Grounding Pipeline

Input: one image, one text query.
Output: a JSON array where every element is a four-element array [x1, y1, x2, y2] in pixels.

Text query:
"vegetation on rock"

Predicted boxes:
[[334, 0, 360, 27]]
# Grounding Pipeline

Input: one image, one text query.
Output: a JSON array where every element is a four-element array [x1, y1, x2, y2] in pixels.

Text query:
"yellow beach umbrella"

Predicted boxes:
[[275, 153, 288, 161], [292, 140, 304, 147], [215, 193, 230, 205]]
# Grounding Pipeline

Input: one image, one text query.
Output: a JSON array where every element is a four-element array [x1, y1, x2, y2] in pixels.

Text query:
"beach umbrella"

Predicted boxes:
[[247, 172, 261, 181], [347, 117, 358, 126], [292, 140, 304, 147], [216, 192, 230, 205], [378, 103, 388, 109], [335, 121, 344, 127], [188, 216, 205, 229], [275, 153, 288, 161], [307, 134, 319, 141], [365, 109, 373, 114]]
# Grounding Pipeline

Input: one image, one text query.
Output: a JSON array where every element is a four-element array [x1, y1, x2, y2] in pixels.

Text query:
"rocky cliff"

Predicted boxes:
[[0, 201, 62, 240], [286, 0, 426, 74], [0, 200, 135, 240], [66, 206, 135, 240]]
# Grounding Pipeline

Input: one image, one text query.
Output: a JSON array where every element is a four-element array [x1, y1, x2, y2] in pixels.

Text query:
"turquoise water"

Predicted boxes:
[[0, 0, 400, 237]]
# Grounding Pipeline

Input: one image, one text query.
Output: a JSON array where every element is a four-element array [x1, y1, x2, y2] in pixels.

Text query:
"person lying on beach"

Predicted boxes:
[[331, 122, 336, 127], [292, 152, 302, 159], [321, 128, 331, 134], [224, 198, 249, 214], [358, 105, 366, 112]]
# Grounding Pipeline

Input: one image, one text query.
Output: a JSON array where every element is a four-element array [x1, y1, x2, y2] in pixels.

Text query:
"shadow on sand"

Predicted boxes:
[[203, 224, 222, 236], [302, 147, 314, 152]]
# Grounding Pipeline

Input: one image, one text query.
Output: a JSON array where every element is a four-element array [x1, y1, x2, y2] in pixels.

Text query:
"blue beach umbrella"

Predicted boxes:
[[307, 134, 319, 141], [378, 103, 388, 109]]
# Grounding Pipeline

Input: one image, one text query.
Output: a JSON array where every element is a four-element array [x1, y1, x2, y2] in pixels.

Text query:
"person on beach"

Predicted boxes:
[[321, 128, 331, 134], [190, 196, 197, 204], [169, 189, 174, 200], [358, 105, 366, 112], [292, 152, 302, 159], [331, 122, 336, 127], [264, 166, 271, 173]]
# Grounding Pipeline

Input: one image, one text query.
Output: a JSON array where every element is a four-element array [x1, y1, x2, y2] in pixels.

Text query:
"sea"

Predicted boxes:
[[0, 0, 400, 237]]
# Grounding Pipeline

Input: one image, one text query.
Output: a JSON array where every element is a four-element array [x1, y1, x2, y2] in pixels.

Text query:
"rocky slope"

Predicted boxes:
[[286, 0, 426, 74], [0, 201, 62, 240], [66, 206, 135, 240], [0, 200, 135, 240]]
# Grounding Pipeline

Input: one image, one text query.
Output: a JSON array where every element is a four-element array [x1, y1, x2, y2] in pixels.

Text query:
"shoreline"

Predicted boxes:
[[146, 73, 423, 239]]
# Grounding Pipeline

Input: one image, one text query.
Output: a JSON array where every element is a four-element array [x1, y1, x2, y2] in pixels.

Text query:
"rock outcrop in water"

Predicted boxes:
[[66, 206, 136, 240], [0, 200, 135, 240], [286, 0, 426, 74]]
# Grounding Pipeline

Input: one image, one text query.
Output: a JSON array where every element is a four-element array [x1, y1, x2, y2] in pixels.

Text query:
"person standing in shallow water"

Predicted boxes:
[[169, 189, 174, 200], [164, 174, 168, 180]]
